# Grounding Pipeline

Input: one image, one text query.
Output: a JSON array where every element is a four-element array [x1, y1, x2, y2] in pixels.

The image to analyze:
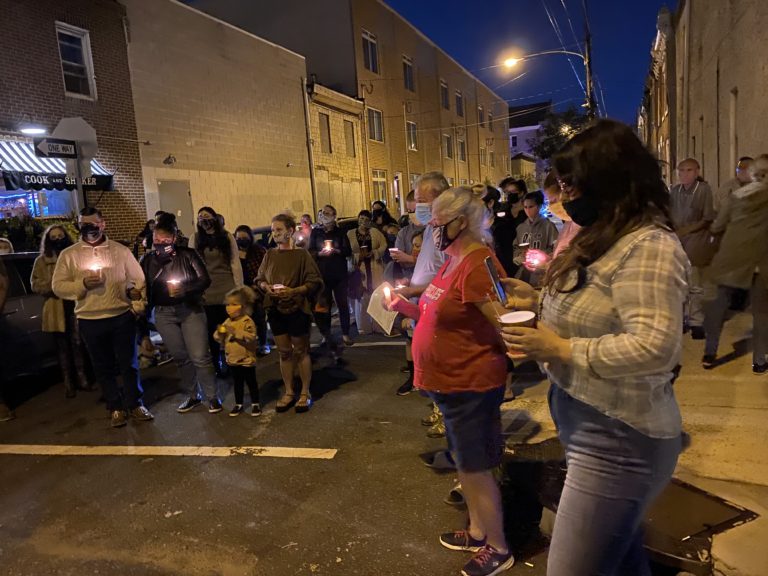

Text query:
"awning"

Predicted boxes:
[[0, 140, 113, 192]]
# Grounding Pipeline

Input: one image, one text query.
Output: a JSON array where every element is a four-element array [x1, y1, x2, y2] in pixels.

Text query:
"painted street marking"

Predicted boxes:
[[0, 444, 337, 460], [342, 341, 406, 347]]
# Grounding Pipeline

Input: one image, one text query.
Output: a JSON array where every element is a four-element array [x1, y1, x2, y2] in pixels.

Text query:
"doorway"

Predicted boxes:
[[158, 180, 194, 233]]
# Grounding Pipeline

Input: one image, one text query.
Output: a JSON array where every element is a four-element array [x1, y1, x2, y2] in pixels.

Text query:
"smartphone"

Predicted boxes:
[[484, 256, 506, 304]]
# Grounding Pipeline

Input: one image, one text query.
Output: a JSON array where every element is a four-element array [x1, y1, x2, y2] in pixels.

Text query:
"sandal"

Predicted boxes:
[[444, 483, 466, 509], [275, 394, 296, 413], [295, 393, 312, 413]]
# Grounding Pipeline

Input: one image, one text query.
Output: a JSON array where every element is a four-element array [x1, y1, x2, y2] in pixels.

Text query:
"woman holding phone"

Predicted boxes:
[[501, 120, 687, 576], [387, 187, 515, 576], [256, 214, 323, 412]]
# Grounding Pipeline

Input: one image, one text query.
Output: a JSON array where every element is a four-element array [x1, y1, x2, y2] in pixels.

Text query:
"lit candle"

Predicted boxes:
[[395, 283, 406, 289], [323, 240, 333, 252], [383, 286, 391, 303], [524, 249, 550, 271], [167, 279, 180, 286]]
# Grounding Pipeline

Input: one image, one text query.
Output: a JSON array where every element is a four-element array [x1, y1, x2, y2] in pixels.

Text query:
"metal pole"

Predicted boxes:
[[75, 142, 86, 209], [402, 101, 411, 215], [301, 77, 319, 217], [583, 0, 597, 119]]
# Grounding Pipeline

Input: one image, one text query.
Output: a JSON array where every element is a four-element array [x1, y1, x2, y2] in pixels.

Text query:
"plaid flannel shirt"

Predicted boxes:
[[540, 225, 689, 438]]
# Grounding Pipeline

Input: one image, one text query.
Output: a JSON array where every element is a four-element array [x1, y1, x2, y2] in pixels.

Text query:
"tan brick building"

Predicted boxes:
[[120, 0, 313, 231], [191, 0, 510, 214], [0, 0, 146, 242], [639, 0, 768, 187]]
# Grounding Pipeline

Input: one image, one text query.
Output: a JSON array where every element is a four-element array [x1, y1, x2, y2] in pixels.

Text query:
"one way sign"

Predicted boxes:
[[33, 137, 78, 159]]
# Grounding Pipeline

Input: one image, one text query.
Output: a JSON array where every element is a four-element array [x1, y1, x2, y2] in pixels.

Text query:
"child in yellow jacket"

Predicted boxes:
[[214, 287, 260, 416]]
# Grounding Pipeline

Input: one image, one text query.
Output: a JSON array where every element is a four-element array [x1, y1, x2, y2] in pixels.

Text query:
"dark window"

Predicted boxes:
[[406, 121, 418, 151], [440, 81, 450, 110], [367, 108, 384, 142], [362, 30, 379, 74], [319, 112, 332, 153], [403, 56, 415, 92], [455, 91, 464, 117], [344, 120, 356, 157], [56, 24, 95, 98]]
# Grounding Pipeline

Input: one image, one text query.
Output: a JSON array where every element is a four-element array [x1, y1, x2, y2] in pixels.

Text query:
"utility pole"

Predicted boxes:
[[583, 0, 597, 119]]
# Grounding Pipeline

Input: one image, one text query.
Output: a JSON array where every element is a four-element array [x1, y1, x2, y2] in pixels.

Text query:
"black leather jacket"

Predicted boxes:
[[141, 246, 211, 311]]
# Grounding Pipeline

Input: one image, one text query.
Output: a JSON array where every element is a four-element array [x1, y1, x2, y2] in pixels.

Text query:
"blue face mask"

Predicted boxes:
[[414, 203, 432, 225]]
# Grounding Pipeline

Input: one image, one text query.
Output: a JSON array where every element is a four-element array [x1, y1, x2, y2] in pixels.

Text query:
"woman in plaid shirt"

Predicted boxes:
[[501, 120, 688, 576]]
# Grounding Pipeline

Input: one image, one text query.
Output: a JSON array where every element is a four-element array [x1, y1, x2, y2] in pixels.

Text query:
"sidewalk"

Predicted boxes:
[[502, 311, 768, 576]]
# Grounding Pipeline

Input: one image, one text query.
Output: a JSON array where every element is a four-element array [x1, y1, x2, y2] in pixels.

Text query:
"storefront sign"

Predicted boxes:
[[1, 170, 113, 191]]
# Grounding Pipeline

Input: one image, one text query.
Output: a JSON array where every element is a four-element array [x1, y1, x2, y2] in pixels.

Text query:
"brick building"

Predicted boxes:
[[120, 0, 313, 231], [190, 0, 511, 214], [639, 0, 768, 187], [0, 0, 146, 242]]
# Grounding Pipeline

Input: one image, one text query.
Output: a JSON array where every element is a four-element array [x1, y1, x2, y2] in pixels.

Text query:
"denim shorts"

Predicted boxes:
[[427, 386, 505, 473]]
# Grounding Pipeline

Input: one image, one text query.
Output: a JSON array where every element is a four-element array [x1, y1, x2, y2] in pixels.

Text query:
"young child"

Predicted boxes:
[[214, 287, 261, 416]]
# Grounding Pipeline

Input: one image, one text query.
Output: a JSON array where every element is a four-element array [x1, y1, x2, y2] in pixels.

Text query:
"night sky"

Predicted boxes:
[[386, 0, 674, 126]]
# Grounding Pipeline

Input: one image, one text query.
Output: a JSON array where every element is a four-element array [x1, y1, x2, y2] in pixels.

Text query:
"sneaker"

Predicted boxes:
[[0, 403, 16, 422], [396, 378, 414, 396], [439, 530, 486, 552], [257, 345, 271, 357], [229, 404, 244, 417], [177, 397, 202, 413], [209, 398, 223, 413], [690, 326, 706, 340], [702, 354, 717, 370], [130, 406, 154, 421], [427, 418, 446, 438], [421, 403, 441, 426], [753, 363, 768, 375], [110, 410, 128, 428], [461, 545, 515, 576], [251, 403, 262, 417]]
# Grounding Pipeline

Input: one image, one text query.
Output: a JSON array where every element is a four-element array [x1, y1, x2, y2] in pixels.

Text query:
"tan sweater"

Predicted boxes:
[[52, 239, 145, 320], [213, 314, 257, 367]]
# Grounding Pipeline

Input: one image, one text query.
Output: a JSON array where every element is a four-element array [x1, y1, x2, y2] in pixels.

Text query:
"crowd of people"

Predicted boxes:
[[1, 117, 767, 576]]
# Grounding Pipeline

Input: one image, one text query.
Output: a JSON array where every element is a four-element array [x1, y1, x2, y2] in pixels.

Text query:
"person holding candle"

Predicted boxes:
[[294, 214, 314, 249], [500, 120, 687, 576], [31, 225, 92, 398], [52, 208, 153, 428], [309, 205, 353, 351], [512, 190, 558, 288], [347, 210, 387, 335], [256, 214, 323, 412], [190, 207, 244, 384], [141, 213, 218, 414], [385, 186, 514, 576], [234, 225, 270, 355]]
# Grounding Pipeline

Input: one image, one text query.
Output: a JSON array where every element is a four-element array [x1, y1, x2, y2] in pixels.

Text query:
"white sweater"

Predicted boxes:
[[52, 239, 145, 320]]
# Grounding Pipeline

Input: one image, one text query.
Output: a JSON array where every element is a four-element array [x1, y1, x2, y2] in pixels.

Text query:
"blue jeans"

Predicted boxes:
[[547, 385, 681, 576], [79, 311, 143, 412], [155, 304, 220, 401]]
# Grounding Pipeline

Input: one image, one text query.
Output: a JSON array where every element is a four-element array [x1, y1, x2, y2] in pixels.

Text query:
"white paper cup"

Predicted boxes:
[[499, 310, 536, 328]]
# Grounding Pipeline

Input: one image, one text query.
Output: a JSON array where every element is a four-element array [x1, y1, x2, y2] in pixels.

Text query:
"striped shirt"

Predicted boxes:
[[540, 225, 688, 438]]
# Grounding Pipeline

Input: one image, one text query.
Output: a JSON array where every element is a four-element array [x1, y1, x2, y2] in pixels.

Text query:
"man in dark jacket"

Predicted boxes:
[[309, 204, 353, 357]]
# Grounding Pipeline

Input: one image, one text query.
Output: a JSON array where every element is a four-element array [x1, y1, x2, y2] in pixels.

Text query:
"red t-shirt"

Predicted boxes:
[[412, 247, 508, 393]]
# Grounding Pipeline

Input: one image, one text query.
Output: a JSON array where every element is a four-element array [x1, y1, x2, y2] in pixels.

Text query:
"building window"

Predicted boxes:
[[460, 178, 468, 186], [319, 112, 332, 154], [443, 133, 453, 159], [488, 112, 493, 132], [367, 107, 384, 142], [455, 91, 464, 117], [362, 29, 379, 74], [447, 177, 454, 186], [344, 120, 356, 158], [480, 147, 487, 166], [56, 22, 97, 99], [440, 80, 450, 110], [511, 135, 518, 147], [372, 169, 387, 199], [403, 55, 415, 92], [409, 173, 421, 190], [406, 121, 418, 151], [458, 139, 466, 162], [490, 150, 495, 168], [478, 105, 485, 127]]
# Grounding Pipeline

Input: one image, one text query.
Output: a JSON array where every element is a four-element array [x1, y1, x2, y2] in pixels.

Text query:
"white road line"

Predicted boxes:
[[343, 341, 405, 347], [0, 444, 337, 460]]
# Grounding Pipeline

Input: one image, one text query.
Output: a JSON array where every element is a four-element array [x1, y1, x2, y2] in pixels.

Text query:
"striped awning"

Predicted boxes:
[[0, 139, 113, 191]]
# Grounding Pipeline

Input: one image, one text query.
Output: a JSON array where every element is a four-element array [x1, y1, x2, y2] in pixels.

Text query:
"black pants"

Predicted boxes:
[[230, 365, 259, 405], [205, 304, 228, 369], [79, 311, 143, 412], [315, 275, 350, 337]]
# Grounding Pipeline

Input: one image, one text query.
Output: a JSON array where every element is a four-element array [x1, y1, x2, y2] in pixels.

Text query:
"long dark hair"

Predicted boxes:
[[40, 225, 73, 257], [544, 119, 673, 293], [195, 206, 232, 260]]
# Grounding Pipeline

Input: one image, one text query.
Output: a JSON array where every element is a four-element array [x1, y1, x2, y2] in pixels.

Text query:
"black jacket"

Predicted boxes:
[[141, 246, 211, 311], [308, 225, 352, 281]]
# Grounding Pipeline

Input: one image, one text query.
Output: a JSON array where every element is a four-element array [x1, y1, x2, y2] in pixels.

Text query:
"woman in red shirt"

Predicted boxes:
[[390, 187, 514, 576]]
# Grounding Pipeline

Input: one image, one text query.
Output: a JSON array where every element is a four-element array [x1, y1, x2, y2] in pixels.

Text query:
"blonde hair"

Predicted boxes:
[[225, 286, 257, 315], [431, 186, 490, 244]]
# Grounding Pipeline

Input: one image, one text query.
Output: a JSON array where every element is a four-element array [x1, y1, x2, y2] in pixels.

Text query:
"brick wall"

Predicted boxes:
[[122, 0, 313, 228], [0, 0, 147, 241]]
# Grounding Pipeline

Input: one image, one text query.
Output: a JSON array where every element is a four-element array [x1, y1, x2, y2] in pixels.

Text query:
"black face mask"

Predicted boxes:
[[199, 218, 215, 232], [50, 238, 71, 252], [563, 196, 600, 227], [80, 224, 103, 243], [236, 238, 251, 251], [507, 194, 520, 205], [154, 241, 175, 260], [432, 218, 461, 251]]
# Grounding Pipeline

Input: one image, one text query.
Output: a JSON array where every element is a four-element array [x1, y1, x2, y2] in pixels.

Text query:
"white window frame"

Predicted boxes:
[[367, 107, 384, 142], [458, 139, 466, 162], [443, 133, 453, 159], [480, 147, 487, 166], [56, 21, 97, 100], [440, 80, 450, 110], [402, 55, 415, 92], [455, 90, 464, 117], [362, 29, 379, 74], [459, 178, 468, 186], [406, 121, 418, 151], [372, 169, 387, 199]]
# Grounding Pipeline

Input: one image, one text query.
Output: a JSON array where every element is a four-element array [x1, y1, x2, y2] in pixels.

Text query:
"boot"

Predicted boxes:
[[56, 337, 76, 398]]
